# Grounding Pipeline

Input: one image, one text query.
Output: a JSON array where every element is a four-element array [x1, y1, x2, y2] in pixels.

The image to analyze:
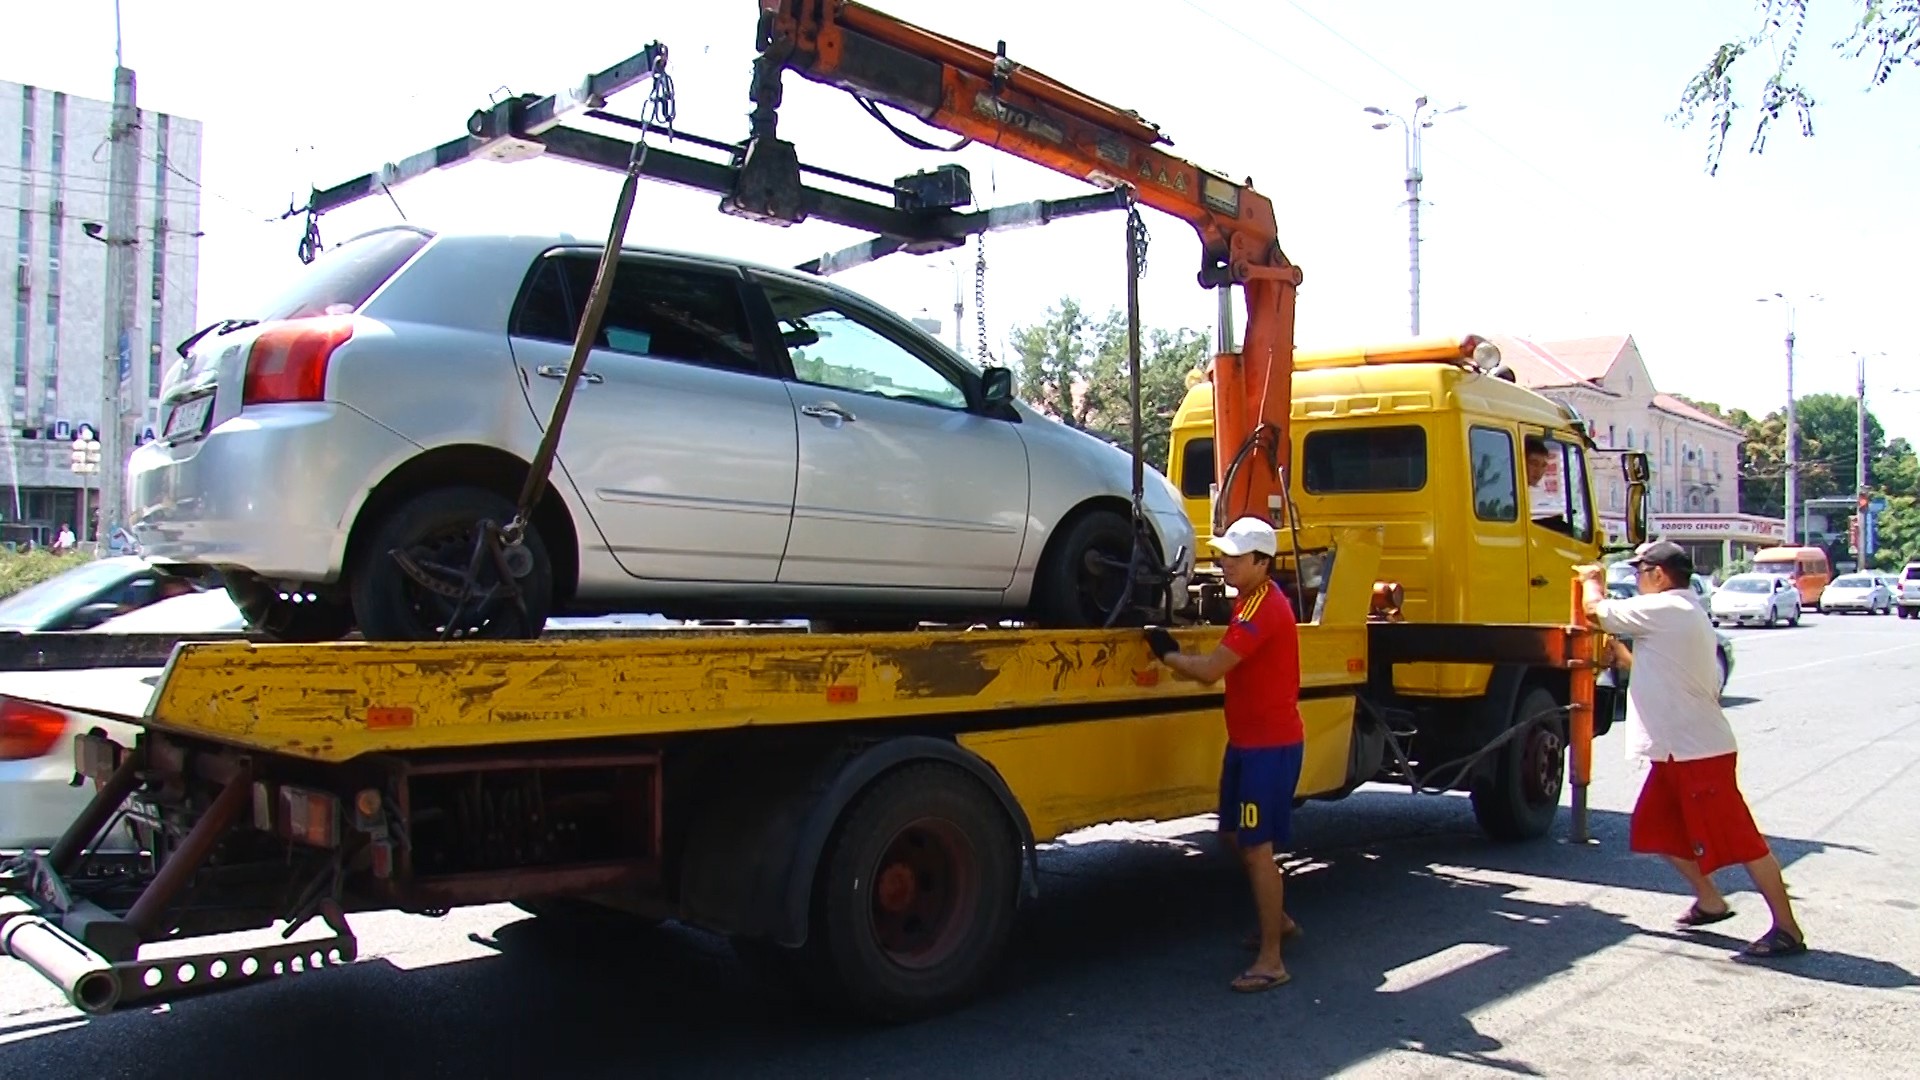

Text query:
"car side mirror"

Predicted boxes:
[[981, 366, 1013, 405]]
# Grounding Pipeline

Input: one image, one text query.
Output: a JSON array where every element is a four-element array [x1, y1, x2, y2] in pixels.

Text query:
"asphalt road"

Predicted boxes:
[[4, 612, 1918, 1078]]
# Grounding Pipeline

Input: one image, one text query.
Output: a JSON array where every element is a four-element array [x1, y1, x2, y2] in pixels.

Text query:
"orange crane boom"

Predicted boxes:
[[745, 0, 1303, 528]]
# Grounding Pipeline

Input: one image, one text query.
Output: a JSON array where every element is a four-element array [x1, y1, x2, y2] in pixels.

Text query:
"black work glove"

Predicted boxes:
[[1143, 626, 1179, 660]]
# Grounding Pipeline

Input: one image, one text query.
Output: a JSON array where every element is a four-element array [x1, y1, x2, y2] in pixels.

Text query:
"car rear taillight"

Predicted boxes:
[[0, 697, 69, 761], [242, 317, 354, 404]]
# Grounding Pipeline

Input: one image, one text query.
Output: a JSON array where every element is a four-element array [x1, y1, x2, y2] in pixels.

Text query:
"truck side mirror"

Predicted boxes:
[[981, 366, 1013, 405], [1625, 481, 1649, 545], [1621, 450, 1651, 484]]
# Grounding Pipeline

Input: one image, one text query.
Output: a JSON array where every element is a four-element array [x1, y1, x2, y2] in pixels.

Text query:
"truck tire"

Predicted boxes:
[[1470, 686, 1565, 842], [805, 762, 1019, 1021], [351, 486, 553, 641]]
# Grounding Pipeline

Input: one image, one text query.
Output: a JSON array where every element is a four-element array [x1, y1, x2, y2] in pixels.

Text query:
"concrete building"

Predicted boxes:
[[0, 78, 201, 545], [1492, 333, 1785, 574]]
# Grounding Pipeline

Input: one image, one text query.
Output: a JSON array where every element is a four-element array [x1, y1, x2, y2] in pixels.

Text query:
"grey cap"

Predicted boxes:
[[1626, 539, 1693, 576]]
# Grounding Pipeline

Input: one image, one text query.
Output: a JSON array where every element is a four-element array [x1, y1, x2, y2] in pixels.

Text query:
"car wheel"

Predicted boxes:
[[351, 486, 553, 641], [1030, 509, 1148, 628], [227, 577, 355, 643], [1787, 604, 1801, 627]]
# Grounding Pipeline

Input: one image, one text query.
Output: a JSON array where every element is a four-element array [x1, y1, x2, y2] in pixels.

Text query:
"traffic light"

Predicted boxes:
[[1859, 490, 1871, 513], [1850, 514, 1863, 555]]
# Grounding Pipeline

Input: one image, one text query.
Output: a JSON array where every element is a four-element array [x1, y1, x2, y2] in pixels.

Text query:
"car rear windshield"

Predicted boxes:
[[253, 228, 431, 321], [1723, 578, 1771, 593], [1832, 574, 1870, 587]]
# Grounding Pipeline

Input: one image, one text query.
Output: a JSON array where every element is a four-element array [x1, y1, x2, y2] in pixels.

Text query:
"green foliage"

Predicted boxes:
[[0, 550, 92, 599], [1011, 297, 1209, 459], [1673, 0, 1918, 174], [1676, 391, 1920, 565]]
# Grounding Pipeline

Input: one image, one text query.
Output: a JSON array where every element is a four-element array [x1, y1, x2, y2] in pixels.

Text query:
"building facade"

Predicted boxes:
[[0, 78, 201, 544], [1492, 333, 1783, 575]]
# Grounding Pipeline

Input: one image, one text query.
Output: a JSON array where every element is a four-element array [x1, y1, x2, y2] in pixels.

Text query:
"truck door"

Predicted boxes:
[[1523, 432, 1596, 623], [1467, 425, 1531, 626]]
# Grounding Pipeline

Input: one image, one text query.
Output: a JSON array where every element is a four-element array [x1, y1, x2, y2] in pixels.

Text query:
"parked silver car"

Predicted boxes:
[[129, 228, 1195, 640], [1708, 572, 1802, 628]]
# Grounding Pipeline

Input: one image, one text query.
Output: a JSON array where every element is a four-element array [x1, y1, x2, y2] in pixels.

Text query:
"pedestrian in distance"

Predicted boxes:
[[1145, 516, 1306, 993], [1577, 540, 1807, 959]]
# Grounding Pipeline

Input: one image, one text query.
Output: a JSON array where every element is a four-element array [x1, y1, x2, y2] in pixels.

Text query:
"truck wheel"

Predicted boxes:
[[807, 762, 1019, 1021], [351, 486, 552, 641], [1470, 686, 1565, 842], [1031, 510, 1146, 628]]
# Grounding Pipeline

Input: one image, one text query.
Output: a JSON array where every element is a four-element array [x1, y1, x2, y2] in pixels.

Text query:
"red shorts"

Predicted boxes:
[[1630, 753, 1769, 874]]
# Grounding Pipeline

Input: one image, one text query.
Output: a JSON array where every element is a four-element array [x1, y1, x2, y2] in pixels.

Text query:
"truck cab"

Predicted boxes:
[[1169, 335, 1646, 703]]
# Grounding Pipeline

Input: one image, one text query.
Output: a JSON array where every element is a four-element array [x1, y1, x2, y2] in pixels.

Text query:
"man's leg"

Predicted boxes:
[[1239, 840, 1288, 983], [1663, 855, 1729, 914], [1742, 852, 1804, 943]]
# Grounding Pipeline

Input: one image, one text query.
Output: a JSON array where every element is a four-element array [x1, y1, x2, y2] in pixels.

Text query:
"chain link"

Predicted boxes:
[[1127, 205, 1150, 278]]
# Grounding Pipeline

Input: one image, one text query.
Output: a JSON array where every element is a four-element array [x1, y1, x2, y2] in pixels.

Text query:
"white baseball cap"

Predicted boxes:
[[1208, 516, 1278, 557]]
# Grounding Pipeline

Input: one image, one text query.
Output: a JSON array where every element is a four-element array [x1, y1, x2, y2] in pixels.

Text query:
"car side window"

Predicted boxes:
[[512, 253, 760, 374], [761, 283, 969, 410], [1468, 426, 1518, 522]]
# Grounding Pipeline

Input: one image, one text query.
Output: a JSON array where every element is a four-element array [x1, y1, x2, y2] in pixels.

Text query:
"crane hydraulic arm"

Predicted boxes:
[[736, 0, 1303, 528]]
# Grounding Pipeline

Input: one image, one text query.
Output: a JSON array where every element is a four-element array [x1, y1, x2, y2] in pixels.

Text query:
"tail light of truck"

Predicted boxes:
[[0, 697, 69, 761], [241, 317, 354, 405]]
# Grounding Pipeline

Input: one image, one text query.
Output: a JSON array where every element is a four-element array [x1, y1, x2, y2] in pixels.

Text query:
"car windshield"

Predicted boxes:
[[1723, 577, 1772, 594], [252, 228, 431, 321], [0, 558, 141, 628], [1832, 575, 1871, 587]]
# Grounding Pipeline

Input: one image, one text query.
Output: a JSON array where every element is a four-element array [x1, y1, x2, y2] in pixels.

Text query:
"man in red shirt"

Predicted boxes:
[[1146, 516, 1305, 993]]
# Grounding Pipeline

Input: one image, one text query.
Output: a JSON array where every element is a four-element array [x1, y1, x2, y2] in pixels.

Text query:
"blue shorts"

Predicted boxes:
[[1218, 743, 1305, 848]]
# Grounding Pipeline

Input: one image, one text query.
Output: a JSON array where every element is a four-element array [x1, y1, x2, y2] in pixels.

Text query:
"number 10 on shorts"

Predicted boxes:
[[1240, 802, 1259, 829]]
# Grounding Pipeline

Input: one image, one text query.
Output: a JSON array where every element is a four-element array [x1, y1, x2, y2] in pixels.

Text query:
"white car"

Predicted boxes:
[[1898, 563, 1920, 620], [128, 228, 1194, 642], [1819, 572, 1893, 615], [0, 670, 150, 852], [1708, 573, 1802, 628]]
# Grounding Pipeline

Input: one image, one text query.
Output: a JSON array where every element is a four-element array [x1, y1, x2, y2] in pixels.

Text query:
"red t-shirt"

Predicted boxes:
[[1219, 581, 1304, 748]]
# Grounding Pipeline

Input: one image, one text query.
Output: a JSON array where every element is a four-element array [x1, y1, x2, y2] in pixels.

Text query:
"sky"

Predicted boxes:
[[4, 0, 1916, 441]]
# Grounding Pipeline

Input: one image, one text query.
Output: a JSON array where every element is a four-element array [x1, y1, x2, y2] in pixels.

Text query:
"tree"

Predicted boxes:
[[1672, 0, 1918, 174], [1010, 297, 1209, 463]]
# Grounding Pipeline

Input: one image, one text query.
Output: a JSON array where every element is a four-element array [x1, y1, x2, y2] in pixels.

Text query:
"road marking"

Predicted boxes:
[[1735, 640, 1920, 680]]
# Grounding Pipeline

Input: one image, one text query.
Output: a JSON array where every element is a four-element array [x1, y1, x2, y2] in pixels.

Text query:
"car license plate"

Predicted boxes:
[[163, 394, 214, 439]]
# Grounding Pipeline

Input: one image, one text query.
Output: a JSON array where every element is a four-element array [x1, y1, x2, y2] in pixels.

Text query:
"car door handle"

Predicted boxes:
[[536, 364, 603, 384], [800, 403, 857, 423], [1530, 575, 1550, 587]]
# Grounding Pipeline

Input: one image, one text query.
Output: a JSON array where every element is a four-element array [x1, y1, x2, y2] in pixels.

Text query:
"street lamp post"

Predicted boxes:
[[70, 424, 101, 546], [1758, 293, 1822, 543], [1365, 97, 1466, 336]]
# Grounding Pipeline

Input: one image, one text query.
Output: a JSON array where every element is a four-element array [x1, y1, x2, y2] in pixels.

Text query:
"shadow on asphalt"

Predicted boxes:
[[1, 790, 1905, 1079], [1719, 695, 1763, 709]]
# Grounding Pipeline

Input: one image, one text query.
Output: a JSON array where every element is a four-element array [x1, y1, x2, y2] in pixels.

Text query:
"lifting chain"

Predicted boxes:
[[1127, 204, 1150, 279], [973, 233, 995, 368]]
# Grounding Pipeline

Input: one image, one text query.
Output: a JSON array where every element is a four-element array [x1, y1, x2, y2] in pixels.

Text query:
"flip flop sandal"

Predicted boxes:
[[1741, 927, 1808, 959], [1676, 903, 1736, 928], [1241, 924, 1305, 950], [1231, 970, 1291, 993]]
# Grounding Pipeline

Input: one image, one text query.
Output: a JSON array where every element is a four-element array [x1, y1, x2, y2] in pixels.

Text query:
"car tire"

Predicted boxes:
[[351, 486, 553, 642], [227, 577, 355, 643], [1031, 509, 1150, 628], [1471, 686, 1566, 843], [1787, 605, 1801, 627], [804, 762, 1019, 1022]]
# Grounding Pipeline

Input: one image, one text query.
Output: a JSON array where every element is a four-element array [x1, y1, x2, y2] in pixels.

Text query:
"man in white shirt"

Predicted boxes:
[[1578, 540, 1807, 959]]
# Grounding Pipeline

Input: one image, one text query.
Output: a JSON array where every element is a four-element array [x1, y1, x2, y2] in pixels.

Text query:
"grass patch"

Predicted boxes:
[[0, 550, 94, 599]]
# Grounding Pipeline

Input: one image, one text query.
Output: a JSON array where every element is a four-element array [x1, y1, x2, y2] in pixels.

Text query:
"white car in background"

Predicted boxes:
[[128, 228, 1194, 643], [1819, 572, 1893, 615], [1708, 573, 1803, 628]]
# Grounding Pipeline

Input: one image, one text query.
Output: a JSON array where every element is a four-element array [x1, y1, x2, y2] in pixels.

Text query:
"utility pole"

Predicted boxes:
[[1760, 292, 1820, 545], [1858, 353, 1869, 499], [99, 9, 141, 544], [1365, 97, 1464, 336]]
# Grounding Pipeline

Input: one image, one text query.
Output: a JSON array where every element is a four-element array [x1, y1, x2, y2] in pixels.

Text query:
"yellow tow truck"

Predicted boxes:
[[0, 4, 1645, 1022]]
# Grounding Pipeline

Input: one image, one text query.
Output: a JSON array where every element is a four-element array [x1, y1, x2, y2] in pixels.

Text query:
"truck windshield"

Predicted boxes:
[[1753, 560, 1796, 577]]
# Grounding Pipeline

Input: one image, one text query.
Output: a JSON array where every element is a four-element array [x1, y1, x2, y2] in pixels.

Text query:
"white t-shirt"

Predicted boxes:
[[1592, 588, 1737, 765]]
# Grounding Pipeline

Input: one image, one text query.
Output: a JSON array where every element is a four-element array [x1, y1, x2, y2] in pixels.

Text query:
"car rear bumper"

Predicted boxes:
[[128, 403, 416, 582], [0, 755, 134, 852]]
